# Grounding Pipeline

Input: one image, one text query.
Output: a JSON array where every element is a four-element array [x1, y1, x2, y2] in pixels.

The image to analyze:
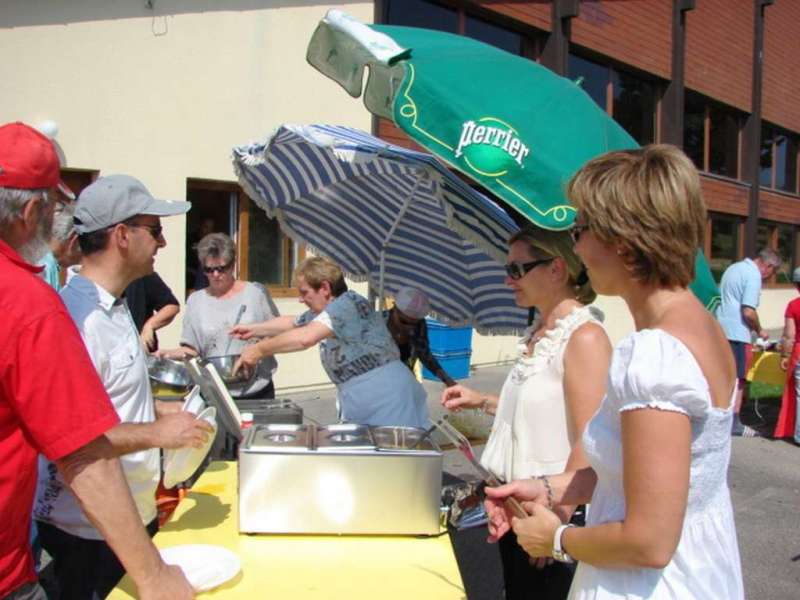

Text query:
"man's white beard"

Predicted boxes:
[[18, 213, 53, 264]]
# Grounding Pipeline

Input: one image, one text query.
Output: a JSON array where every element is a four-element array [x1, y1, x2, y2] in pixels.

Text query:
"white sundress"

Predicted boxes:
[[569, 329, 744, 600]]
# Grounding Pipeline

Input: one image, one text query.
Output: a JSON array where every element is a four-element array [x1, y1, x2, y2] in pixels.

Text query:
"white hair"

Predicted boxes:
[[0, 187, 48, 234], [51, 202, 76, 243]]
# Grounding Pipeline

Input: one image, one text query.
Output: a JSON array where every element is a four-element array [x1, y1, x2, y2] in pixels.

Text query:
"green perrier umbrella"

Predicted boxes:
[[307, 9, 720, 309]]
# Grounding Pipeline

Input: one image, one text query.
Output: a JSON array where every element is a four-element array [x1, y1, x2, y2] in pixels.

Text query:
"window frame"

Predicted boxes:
[[683, 90, 743, 180], [567, 49, 660, 146], [185, 178, 304, 298], [760, 122, 799, 195]]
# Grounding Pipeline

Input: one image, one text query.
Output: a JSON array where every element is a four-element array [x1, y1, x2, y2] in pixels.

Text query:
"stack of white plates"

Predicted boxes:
[[162, 389, 217, 489]]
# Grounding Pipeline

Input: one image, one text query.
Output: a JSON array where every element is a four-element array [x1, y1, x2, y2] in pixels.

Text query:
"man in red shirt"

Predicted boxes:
[[0, 122, 193, 600]]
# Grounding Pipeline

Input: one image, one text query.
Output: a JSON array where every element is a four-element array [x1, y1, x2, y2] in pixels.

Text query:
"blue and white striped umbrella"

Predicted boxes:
[[232, 124, 527, 335]]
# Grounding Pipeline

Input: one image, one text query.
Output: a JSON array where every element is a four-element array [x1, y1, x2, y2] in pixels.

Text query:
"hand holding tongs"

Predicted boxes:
[[431, 416, 529, 519]]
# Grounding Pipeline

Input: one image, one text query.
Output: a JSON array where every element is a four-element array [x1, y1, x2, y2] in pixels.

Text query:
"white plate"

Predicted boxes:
[[182, 386, 205, 416], [163, 407, 217, 489], [159, 544, 240, 592]]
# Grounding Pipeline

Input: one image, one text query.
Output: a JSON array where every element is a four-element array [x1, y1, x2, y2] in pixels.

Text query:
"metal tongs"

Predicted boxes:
[[431, 416, 528, 519]]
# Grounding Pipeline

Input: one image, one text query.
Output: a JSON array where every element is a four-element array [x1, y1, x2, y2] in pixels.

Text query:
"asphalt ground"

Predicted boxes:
[[283, 363, 800, 600]]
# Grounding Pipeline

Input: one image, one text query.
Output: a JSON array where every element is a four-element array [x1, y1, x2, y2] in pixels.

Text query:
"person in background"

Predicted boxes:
[[34, 174, 211, 599], [776, 267, 800, 443], [716, 247, 781, 436], [159, 232, 279, 399], [37, 200, 80, 290], [186, 217, 215, 293], [486, 145, 744, 600], [0, 122, 194, 600], [232, 256, 429, 428], [125, 272, 180, 352], [384, 286, 457, 387], [441, 226, 610, 600]]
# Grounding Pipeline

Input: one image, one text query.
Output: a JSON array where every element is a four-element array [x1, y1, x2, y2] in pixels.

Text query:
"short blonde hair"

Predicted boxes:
[[508, 226, 596, 304], [567, 144, 705, 288], [293, 256, 347, 296]]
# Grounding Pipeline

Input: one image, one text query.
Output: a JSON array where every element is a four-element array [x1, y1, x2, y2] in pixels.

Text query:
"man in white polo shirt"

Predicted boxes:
[[35, 175, 213, 598]]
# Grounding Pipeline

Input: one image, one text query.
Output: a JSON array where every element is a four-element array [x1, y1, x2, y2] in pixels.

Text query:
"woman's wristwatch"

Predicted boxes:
[[552, 523, 576, 563]]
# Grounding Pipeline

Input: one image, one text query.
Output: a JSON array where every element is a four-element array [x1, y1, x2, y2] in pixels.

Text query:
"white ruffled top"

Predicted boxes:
[[569, 329, 744, 600], [480, 305, 603, 483]]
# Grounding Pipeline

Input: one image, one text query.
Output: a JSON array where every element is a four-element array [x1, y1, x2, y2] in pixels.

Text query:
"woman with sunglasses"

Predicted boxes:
[[441, 226, 611, 600], [485, 145, 744, 599], [159, 232, 280, 399]]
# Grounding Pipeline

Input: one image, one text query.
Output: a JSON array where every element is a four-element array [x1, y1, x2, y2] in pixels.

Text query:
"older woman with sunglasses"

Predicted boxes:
[[486, 145, 744, 599], [159, 232, 280, 398], [441, 226, 611, 600]]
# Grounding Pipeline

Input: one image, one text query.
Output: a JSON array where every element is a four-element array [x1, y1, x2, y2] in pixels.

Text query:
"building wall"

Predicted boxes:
[[0, 0, 374, 391], [763, 0, 800, 132], [571, 0, 672, 78], [685, 0, 754, 112]]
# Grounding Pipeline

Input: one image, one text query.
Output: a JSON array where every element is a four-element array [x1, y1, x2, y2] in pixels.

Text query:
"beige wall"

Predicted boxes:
[[1, 1, 373, 391], [4, 2, 791, 391]]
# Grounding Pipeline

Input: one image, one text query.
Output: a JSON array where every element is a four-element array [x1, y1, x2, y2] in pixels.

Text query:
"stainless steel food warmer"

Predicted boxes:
[[238, 423, 442, 535]]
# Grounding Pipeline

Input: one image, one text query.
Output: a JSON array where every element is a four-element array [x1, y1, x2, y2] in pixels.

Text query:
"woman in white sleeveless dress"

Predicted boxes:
[[485, 145, 744, 599], [441, 226, 612, 600]]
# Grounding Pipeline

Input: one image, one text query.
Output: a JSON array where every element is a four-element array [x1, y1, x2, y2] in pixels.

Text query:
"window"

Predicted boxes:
[[385, 0, 534, 56], [683, 91, 705, 170], [385, 0, 457, 32], [612, 70, 656, 145], [760, 126, 776, 187], [568, 54, 608, 110], [568, 52, 658, 145], [465, 14, 523, 55], [185, 179, 302, 297], [708, 213, 742, 282], [708, 105, 739, 178], [761, 123, 799, 193], [683, 90, 742, 178], [757, 219, 796, 285]]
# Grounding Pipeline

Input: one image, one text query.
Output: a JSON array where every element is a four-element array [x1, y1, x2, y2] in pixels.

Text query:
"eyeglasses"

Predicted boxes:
[[128, 223, 163, 240], [203, 262, 234, 274], [504, 257, 554, 280]]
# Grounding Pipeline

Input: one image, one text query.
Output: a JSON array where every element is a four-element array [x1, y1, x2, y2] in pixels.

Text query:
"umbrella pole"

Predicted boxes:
[[378, 175, 423, 310]]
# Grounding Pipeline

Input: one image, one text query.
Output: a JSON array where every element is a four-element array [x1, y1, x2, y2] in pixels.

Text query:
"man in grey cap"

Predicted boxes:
[[35, 174, 212, 599]]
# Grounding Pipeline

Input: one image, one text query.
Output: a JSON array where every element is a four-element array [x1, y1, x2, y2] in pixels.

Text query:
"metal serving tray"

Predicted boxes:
[[238, 425, 443, 535]]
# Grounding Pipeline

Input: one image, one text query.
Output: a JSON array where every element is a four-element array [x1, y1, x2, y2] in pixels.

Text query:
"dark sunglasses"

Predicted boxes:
[[127, 223, 163, 240], [504, 257, 554, 280], [570, 224, 590, 244], [203, 261, 234, 274]]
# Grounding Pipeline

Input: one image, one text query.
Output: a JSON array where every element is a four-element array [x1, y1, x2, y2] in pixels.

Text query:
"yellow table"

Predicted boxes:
[[747, 351, 785, 387], [109, 462, 465, 599]]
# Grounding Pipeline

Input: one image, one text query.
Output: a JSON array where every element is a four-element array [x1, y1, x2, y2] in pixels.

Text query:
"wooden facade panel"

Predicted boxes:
[[570, 0, 671, 78], [376, 118, 428, 153], [762, 0, 800, 132], [479, 2, 551, 32], [701, 176, 750, 217], [760, 189, 800, 224], [685, 0, 753, 111]]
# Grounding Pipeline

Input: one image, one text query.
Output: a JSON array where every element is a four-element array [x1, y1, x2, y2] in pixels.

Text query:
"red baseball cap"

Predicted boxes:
[[0, 122, 71, 193]]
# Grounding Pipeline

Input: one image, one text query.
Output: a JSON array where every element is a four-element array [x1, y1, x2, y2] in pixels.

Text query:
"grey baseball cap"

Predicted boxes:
[[73, 174, 190, 234], [792, 267, 800, 283]]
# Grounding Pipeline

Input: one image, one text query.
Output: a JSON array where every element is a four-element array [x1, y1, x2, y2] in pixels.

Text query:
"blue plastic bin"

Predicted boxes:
[[422, 350, 472, 381], [425, 318, 473, 354]]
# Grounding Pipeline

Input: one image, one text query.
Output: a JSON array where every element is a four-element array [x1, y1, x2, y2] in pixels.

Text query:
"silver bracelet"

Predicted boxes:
[[534, 475, 554, 509]]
